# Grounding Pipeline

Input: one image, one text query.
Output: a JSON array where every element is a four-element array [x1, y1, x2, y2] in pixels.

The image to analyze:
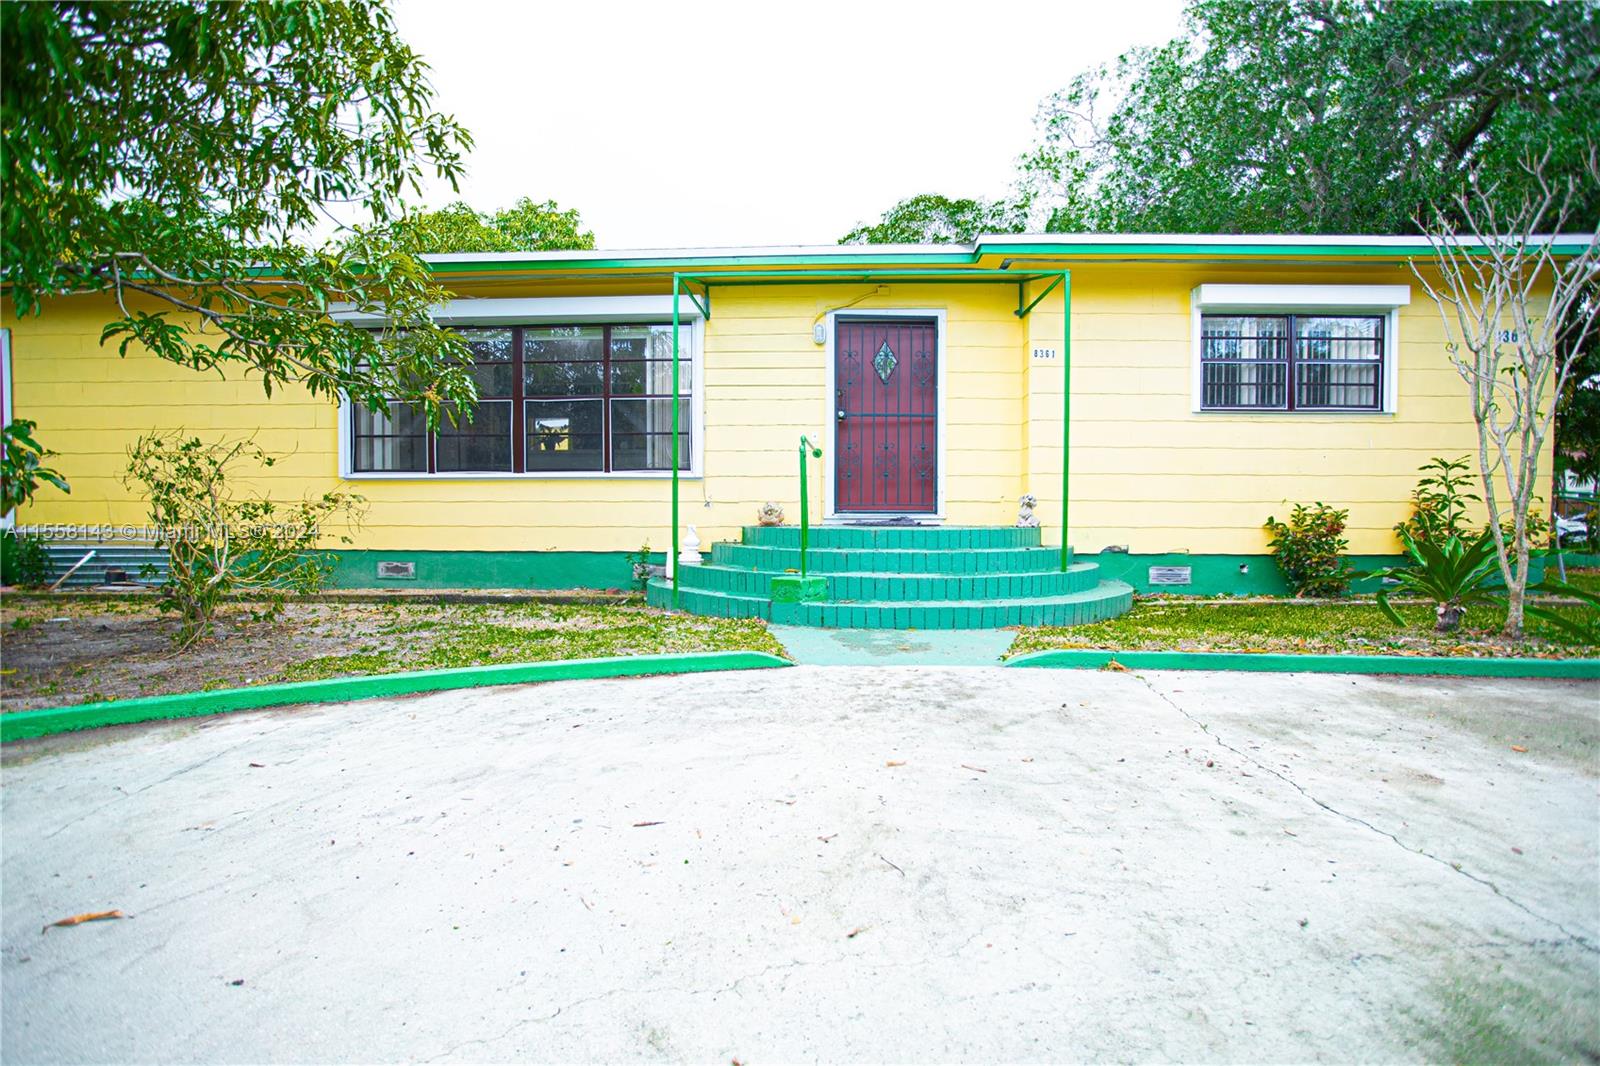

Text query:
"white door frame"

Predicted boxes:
[[823, 308, 947, 521]]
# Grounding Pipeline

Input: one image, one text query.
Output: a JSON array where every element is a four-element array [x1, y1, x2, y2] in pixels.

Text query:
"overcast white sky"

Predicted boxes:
[[390, 0, 1186, 249]]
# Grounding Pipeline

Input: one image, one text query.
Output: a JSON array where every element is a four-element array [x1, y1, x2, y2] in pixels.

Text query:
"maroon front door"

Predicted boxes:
[[834, 316, 937, 514]]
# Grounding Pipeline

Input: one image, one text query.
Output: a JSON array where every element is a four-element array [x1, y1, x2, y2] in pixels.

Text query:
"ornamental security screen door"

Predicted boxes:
[[834, 316, 938, 513]]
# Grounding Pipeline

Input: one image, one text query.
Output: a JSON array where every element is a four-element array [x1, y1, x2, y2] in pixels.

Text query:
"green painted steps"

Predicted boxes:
[[650, 579, 1134, 629], [712, 543, 1067, 574], [739, 525, 1044, 550], [676, 561, 1103, 600], [646, 521, 1126, 627], [648, 523, 1131, 631]]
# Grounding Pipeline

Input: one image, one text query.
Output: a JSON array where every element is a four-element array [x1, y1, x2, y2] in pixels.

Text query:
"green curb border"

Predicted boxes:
[[1, 651, 792, 743], [1004, 649, 1600, 679]]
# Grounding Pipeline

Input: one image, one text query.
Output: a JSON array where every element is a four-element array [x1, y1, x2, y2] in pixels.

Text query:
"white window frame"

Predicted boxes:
[[1190, 284, 1409, 415], [822, 307, 948, 521], [335, 299, 705, 481]]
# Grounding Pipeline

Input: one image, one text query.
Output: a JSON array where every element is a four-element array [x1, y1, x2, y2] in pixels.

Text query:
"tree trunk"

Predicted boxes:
[[1502, 535, 1531, 639], [1434, 603, 1465, 633]]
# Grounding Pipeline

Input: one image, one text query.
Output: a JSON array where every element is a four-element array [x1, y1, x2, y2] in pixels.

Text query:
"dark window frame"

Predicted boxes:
[[1199, 313, 1386, 412], [349, 323, 694, 475]]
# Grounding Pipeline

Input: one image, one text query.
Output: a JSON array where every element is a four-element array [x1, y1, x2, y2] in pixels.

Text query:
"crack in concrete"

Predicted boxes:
[[42, 720, 301, 840], [1134, 673, 1599, 955], [420, 932, 992, 1061]]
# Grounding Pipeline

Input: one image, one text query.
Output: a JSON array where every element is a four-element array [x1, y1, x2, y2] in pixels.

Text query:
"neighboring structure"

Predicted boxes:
[[1, 234, 1570, 614]]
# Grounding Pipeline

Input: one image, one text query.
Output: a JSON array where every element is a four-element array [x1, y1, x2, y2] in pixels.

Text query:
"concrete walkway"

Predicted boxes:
[[770, 624, 1016, 665], [3, 667, 1596, 1063]]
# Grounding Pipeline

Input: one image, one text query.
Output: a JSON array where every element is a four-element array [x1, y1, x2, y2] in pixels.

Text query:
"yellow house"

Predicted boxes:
[[1, 234, 1563, 628]]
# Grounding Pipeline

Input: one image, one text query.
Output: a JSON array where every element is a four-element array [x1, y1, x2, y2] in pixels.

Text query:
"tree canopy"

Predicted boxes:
[[1024, 0, 1600, 234], [0, 0, 478, 432], [394, 198, 595, 254], [839, 194, 1023, 245]]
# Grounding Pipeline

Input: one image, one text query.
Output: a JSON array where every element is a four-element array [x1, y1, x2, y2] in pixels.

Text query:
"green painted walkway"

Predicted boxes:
[[770, 624, 1017, 666]]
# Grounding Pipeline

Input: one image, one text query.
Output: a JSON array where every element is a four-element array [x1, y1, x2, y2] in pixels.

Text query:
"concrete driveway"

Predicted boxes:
[[3, 666, 1596, 1063]]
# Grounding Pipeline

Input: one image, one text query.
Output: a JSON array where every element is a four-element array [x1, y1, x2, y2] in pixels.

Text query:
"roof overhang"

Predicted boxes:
[[417, 232, 1595, 280]]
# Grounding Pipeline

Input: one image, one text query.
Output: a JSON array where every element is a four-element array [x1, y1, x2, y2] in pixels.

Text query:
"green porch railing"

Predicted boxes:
[[798, 435, 822, 578]]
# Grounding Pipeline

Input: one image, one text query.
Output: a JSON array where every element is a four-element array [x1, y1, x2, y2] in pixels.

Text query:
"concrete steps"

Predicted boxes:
[[647, 523, 1133, 631]]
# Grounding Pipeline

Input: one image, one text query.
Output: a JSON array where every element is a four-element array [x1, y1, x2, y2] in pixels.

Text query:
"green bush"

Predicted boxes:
[[1366, 527, 1503, 633], [123, 433, 364, 646], [1397, 456, 1478, 545], [1, 529, 52, 587], [1265, 502, 1355, 598]]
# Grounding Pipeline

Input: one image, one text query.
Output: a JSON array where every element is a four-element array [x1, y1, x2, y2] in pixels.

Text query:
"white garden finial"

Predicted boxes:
[[678, 525, 703, 565]]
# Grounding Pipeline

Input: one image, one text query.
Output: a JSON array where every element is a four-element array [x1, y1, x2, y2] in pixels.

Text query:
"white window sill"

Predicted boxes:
[[1190, 408, 1397, 417], [341, 471, 703, 481]]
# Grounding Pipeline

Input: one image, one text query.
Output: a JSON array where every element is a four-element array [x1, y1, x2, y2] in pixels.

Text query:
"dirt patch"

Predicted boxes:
[[0, 594, 784, 712]]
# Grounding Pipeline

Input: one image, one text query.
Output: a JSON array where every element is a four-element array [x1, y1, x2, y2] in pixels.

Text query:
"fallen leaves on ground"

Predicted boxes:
[[42, 910, 124, 934]]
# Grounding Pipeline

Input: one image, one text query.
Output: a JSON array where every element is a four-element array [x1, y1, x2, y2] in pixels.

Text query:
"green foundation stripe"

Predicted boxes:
[[1, 652, 792, 743], [1005, 648, 1600, 679]]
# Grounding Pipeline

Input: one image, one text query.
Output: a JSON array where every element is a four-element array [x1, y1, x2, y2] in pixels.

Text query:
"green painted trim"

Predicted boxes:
[[980, 240, 1595, 259], [1, 652, 792, 743], [324, 550, 648, 590], [427, 252, 983, 274], [1005, 648, 1600, 678], [1088, 552, 1550, 597], [418, 240, 1593, 277], [309, 549, 1569, 596]]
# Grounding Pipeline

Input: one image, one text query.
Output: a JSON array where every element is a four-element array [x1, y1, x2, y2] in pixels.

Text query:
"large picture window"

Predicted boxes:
[[1200, 314, 1384, 411], [350, 323, 694, 474]]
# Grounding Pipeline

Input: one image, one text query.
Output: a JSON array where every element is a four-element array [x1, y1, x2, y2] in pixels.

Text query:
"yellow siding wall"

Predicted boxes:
[[4, 262, 1547, 558], [1039, 261, 1549, 554]]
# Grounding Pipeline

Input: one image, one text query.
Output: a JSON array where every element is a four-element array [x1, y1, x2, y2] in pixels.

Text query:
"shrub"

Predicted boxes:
[[1396, 456, 1478, 545], [627, 542, 653, 592], [123, 433, 364, 646], [1265, 502, 1355, 597], [1366, 527, 1502, 633], [1, 528, 52, 587]]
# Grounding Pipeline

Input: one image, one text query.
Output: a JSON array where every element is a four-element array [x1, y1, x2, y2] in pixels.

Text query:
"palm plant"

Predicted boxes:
[[1525, 580, 1600, 644], [1366, 528, 1503, 634]]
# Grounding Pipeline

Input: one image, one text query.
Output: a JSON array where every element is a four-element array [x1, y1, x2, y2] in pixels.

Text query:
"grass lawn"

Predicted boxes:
[[1557, 567, 1600, 597], [1011, 592, 1600, 660], [0, 596, 785, 712]]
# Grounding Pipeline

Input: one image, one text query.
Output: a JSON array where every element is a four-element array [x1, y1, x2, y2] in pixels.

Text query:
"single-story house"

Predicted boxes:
[[1, 234, 1565, 628]]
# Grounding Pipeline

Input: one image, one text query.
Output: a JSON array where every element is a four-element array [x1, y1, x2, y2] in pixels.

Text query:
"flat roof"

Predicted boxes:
[[419, 232, 1595, 274]]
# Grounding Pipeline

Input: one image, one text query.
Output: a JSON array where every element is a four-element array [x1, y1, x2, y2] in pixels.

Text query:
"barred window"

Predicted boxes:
[[1200, 314, 1384, 411], [351, 323, 694, 474]]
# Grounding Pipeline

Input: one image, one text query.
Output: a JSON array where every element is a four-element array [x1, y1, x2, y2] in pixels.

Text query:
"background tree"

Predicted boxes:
[[0, 0, 479, 454], [394, 197, 596, 254], [1413, 153, 1600, 639], [840, 193, 1024, 244], [1021, 0, 1600, 234]]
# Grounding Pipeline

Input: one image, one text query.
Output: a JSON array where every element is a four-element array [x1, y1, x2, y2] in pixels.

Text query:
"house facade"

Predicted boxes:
[[1, 234, 1560, 609]]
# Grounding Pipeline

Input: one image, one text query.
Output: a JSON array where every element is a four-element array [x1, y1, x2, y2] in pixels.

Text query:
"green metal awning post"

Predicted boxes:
[[682, 280, 710, 321], [1016, 273, 1063, 319], [670, 272, 681, 606], [1060, 270, 1071, 572]]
